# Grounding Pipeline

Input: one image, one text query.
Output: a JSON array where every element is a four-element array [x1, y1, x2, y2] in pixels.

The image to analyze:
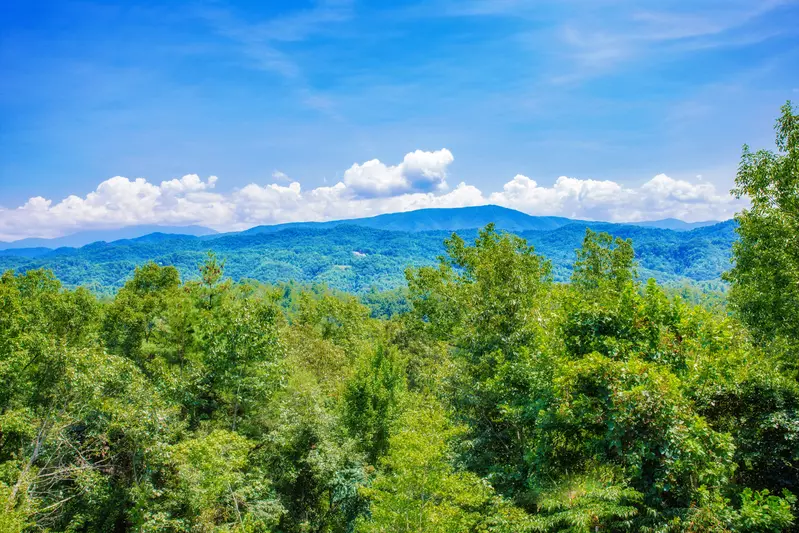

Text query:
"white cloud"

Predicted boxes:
[[488, 173, 742, 222], [488, 175, 631, 219], [342, 148, 454, 197], [0, 148, 744, 241], [271, 170, 291, 182], [0, 175, 230, 240], [160, 174, 218, 194]]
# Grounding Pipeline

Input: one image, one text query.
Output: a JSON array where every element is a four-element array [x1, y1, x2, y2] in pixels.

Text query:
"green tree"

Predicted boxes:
[[167, 430, 282, 532], [342, 344, 405, 463], [258, 372, 367, 533], [199, 251, 227, 309], [406, 225, 553, 494], [101, 262, 181, 364], [725, 101, 799, 359], [562, 231, 641, 361], [356, 397, 527, 533], [0, 270, 180, 531], [199, 297, 285, 433], [572, 229, 636, 292]]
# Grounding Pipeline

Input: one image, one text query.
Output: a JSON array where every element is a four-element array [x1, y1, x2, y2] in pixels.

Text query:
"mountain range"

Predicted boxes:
[[0, 206, 736, 293], [0, 225, 217, 251], [0, 206, 720, 251]]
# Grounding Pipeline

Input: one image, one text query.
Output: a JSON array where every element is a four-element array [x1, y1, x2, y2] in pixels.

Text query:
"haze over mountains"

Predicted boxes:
[[0, 225, 217, 250], [0, 206, 721, 251], [0, 206, 735, 294]]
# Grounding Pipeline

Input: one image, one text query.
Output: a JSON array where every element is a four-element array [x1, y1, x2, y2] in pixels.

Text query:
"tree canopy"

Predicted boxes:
[[2, 104, 798, 532]]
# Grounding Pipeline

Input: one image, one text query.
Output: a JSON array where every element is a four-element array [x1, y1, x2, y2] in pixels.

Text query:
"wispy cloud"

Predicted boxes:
[[197, 0, 354, 113], [423, 0, 796, 86], [250, 0, 353, 42], [548, 0, 796, 83]]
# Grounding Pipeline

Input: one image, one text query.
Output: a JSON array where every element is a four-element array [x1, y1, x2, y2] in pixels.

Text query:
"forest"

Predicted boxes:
[[1, 104, 797, 532], [0, 217, 736, 296]]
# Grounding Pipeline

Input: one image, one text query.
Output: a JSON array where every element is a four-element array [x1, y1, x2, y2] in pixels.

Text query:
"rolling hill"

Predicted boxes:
[[0, 206, 722, 253], [0, 209, 738, 294], [239, 205, 580, 234], [238, 205, 721, 235]]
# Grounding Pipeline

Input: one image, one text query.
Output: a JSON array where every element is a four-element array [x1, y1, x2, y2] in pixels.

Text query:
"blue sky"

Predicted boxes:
[[1, 0, 798, 239]]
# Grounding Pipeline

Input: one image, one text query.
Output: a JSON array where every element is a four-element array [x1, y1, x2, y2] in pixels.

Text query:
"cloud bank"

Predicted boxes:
[[0, 149, 744, 241]]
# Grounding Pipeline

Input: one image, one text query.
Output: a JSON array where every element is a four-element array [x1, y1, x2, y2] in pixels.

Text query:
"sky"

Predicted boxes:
[[1, 0, 798, 241]]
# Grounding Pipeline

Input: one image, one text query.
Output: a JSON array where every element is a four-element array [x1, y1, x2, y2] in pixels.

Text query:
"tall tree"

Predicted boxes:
[[725, 101, 799, 359], [406, 225, 553, 495]]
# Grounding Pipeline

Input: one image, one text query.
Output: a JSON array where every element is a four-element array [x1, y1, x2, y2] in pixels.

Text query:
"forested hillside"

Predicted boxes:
[[1, 104, 797, 532], [1, 225, 796, 532], [0, 219, 736, 294]]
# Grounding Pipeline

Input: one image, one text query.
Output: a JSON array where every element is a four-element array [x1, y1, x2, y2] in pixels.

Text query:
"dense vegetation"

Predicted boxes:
[[1, 104, 797, 532], [0, 219, 736, 295]]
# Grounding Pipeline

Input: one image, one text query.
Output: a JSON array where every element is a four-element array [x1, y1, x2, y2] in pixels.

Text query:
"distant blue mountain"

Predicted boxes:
[[0, 214, 737, 294], [0, 206, 725, 252], [238, 205, 577, 234], [239, 205, 720, 235], [623, 218, 721, 231], [0, 206, 736, 293], [0, 247, 53, 258], [0, 225, 218, 251]]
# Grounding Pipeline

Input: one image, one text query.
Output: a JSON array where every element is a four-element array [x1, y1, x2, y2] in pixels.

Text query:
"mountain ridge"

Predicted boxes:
[[0, 215, 737, 294], [0, 224, 218, 250], [238, 205, 723, 236], [0, 206, 724, 251]]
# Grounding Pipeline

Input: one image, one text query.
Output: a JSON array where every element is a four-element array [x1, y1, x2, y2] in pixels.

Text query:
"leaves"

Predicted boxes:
[[3, 107, 799, 533]]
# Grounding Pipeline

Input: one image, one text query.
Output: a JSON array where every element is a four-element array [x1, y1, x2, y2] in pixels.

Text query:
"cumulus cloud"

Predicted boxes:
[[0, 175, 231, 240], [488, 175, 630, 219], [342, 148, 454, 197], [0, 148, 744, 241], [488, 173, 741, 222]]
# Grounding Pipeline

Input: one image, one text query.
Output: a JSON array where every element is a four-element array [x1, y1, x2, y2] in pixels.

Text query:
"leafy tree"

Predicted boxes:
[[342, 344, 405, 463], [101, 262, 181, 364], [356, 397, 526, 533], [535, 353, 737, 514], [406, 225, 553, 494], [168, 430, 282, 531], [199, 297, 284, 433], [725, 101, 799, 358], [572, 229, 636, 292], [258, 372, 367, 533], [562, 231, 641, 361]]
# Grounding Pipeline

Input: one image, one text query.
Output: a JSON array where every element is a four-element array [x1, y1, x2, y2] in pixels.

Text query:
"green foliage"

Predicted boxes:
[[0, 219, 738, 295], [725, 101, 799, 360], [200, 296, 284, 433], [3, 108, 799, 533], [401, 222, 797, 531], [101, 261, 181, 363], [406, 225, 554, 494], [258, 371, 367, 533], [572, 229, 636, 291], [169, 430, 281, 530], [342, 344, 406, 463], [529, 467, 642, 532], [356, 397, 526, 533], [735, 488, 797, 532]]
